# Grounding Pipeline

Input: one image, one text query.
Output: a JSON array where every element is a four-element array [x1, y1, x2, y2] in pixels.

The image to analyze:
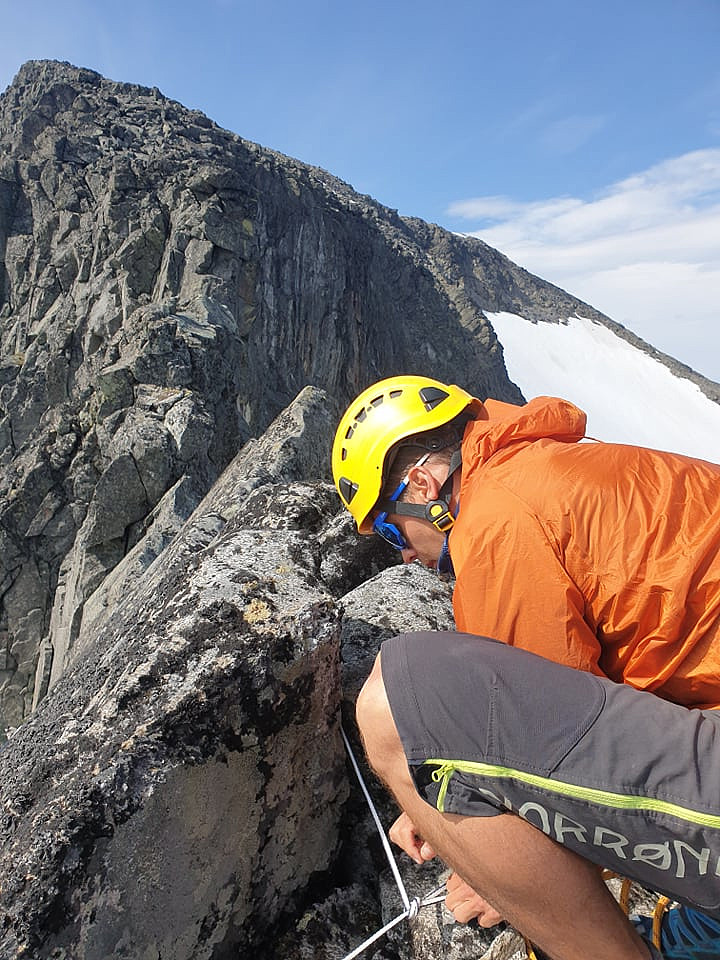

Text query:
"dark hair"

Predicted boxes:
[[380, 415, 469, 502]]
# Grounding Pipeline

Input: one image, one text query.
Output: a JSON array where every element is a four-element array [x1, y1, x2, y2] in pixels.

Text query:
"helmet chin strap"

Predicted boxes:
[[378, 450, 462, 534]]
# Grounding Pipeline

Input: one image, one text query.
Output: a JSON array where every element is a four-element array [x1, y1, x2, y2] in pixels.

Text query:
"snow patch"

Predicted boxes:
[[488, 311, 720, 463]]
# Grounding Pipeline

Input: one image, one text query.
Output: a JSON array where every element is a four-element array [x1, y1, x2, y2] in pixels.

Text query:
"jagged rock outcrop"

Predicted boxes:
[[0, 58, 648, 734], [0, 387, 383, 958]]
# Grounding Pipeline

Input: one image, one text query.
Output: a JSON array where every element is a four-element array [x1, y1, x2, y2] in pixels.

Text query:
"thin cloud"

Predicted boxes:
[[447, 149, 720, 381], [492, 100, 607, 157], [448, 195, 581, 222], [537, 113, 607, 155], [493, 95, 565, 140]]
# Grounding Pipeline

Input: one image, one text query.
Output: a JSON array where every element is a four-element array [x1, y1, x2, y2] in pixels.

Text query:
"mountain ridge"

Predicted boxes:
[[3, 59, 717, 398]]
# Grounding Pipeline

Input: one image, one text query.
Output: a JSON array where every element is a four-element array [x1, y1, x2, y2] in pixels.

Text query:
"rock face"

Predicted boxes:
[[0, 387, 388, 959], [0, 59, 634, 733]]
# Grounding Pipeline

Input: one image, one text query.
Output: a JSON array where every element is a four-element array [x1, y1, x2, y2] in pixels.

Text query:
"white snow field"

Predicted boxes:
[[488, 311, 720, 464]]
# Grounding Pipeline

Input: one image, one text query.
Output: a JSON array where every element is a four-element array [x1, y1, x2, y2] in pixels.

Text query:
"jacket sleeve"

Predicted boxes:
[[451, 494, 605, 676]]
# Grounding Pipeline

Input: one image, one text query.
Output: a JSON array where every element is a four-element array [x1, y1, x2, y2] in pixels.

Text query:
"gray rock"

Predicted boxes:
[[340, 563, 455, 701], [0, 394, 359, 959]]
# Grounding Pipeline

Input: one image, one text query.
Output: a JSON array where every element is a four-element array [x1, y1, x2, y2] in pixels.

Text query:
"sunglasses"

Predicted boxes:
[[372, 453, 430, 551]]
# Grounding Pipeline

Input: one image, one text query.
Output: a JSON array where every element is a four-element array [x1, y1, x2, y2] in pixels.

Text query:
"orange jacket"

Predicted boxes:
[[449, 396, 720, 709]]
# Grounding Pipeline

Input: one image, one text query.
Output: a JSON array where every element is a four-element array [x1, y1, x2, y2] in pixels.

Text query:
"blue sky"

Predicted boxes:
[[2, 0, 719, 379]]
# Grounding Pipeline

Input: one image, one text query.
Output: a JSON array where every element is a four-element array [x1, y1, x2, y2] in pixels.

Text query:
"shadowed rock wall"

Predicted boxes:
[[0, 60, 523, 732]]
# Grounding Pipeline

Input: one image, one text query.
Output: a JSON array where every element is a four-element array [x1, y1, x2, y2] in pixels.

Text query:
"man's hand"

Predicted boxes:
[[444, 872, 504, 927], [388, 811, 437, 864]]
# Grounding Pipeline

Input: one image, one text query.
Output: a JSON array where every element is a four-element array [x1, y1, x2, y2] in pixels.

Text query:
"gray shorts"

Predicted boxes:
[[381, 631, 720, 917]]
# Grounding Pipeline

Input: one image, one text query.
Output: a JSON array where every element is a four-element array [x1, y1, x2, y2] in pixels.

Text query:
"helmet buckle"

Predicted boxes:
[[425, 500, 454, 532]]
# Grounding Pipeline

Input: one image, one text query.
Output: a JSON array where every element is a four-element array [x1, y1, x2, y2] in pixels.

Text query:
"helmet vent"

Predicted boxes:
[[389, 389, 402, 399], [419, 386, 449, 410], [339, 477, 359, 504]]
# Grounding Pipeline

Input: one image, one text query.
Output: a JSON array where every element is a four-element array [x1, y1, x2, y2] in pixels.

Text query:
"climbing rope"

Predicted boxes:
[[340, 725, 554, 960], [339, 725, 448, 960]]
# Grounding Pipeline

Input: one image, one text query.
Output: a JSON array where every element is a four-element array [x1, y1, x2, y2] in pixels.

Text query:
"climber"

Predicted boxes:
[[332, 374, 720, 957], [331, 374, 720, 708]]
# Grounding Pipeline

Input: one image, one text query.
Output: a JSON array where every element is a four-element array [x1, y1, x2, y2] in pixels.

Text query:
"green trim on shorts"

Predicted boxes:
[[425, 759, 720, 830]]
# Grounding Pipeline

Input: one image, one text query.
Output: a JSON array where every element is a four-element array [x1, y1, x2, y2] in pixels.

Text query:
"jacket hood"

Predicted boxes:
[[461, 395, 587, 486]]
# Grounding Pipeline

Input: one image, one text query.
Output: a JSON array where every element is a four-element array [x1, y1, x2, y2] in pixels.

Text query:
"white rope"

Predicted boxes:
[[338, 880, 447, 960], [340, 909, 410, 960], [340, 724, 410, 910], [339, 725, 448, 960]]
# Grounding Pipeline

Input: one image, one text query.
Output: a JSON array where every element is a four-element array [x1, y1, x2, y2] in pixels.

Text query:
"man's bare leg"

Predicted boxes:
[[355, 653, 652, 960]]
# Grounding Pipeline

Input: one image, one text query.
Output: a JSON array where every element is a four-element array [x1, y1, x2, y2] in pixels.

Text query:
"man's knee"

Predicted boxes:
[[355, 653, 389, 747], [356, 652, 405, 779]]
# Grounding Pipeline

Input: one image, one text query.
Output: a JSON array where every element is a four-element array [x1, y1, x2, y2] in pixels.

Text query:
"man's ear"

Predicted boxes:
[[407, 463, 442, 502]]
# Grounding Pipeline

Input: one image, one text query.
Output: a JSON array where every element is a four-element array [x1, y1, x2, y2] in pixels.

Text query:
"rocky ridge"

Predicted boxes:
[[0, 59, 516, 733], [0, 383, 478, 959], [0, 386, 384, 958]]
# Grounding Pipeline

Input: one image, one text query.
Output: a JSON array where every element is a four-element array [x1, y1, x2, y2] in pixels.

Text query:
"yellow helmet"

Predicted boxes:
[[332, 375, 483, 533]]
